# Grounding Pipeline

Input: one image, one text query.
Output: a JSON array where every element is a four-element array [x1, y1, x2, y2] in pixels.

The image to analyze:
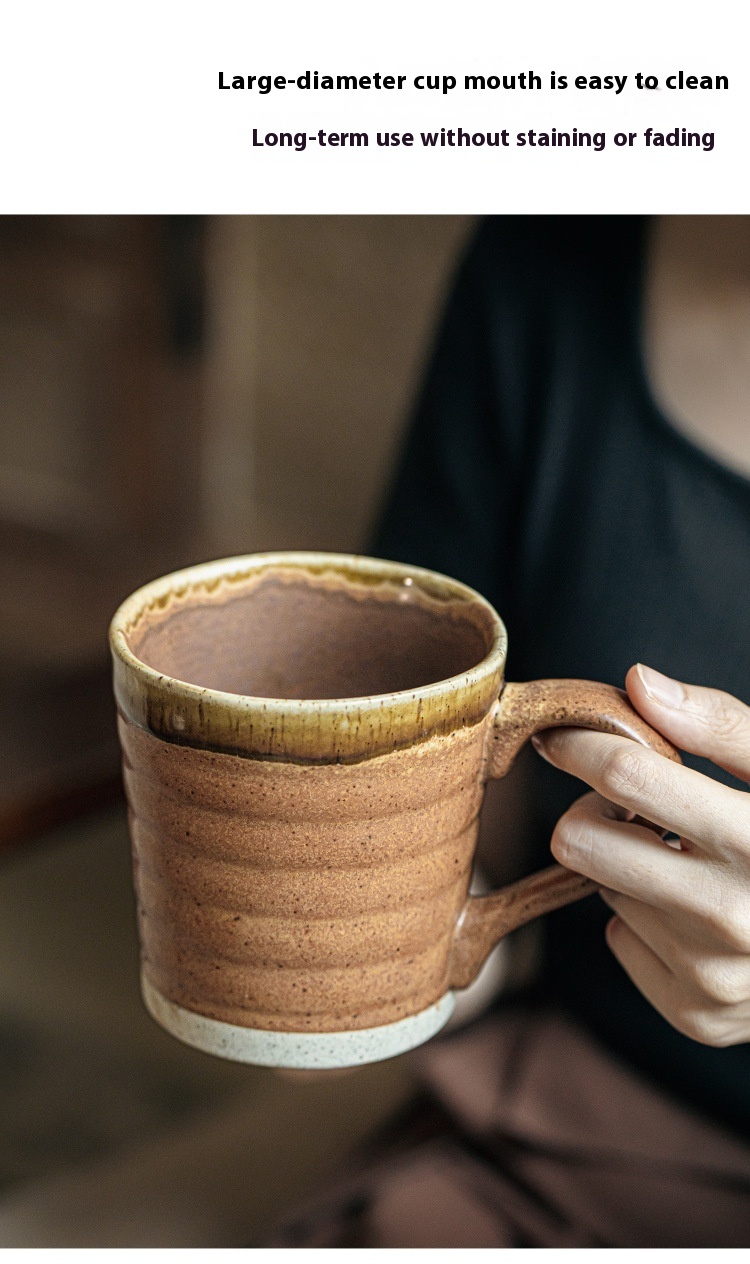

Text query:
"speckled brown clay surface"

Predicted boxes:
[[119, 714, 490, 1032], [449, 678, 682, 987], [488, 678, 679, 777], [110, 552, 680, 1064]]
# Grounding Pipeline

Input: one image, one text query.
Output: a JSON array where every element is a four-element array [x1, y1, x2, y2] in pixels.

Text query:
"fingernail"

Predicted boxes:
[[531, 734, 552, 763], [636, 663, 684, 709], [605, 915, 621, 945]]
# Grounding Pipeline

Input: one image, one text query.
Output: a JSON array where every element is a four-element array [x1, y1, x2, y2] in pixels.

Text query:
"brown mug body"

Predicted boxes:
[[110, 552, 678, 1068]]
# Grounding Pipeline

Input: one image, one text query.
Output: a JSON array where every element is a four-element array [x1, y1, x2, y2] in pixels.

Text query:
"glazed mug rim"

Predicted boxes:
[[109, 551, 508, 763]]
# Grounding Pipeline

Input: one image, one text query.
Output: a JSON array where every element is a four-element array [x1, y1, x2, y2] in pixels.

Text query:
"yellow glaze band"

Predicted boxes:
[[109, 552, 507, 764]]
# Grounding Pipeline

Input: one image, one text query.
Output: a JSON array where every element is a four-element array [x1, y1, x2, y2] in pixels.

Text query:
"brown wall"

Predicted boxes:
[[0, 214, 473, 843], [0, 215, 478, 1240], [203, 215, 473, 555]]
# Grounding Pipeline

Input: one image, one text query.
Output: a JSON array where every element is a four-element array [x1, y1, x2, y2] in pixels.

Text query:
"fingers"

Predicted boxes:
[[605, 914, 750, 1047], [535, 726, 747, 861], [551, 793, 750, 945], [550, 792, 689, 906], [626, 664, 750, 783], [602, 889, 750, 999]]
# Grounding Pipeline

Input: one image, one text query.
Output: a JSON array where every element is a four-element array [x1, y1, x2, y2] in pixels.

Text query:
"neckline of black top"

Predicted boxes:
[[624, 214, 748, 495], [628, 216, 750, 498]]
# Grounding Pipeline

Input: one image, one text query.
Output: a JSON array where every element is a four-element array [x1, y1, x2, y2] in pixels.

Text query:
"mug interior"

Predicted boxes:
[[128, 566, 495, 701]]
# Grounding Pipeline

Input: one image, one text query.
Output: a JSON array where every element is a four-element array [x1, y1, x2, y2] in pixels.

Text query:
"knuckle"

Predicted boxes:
[[673, 1006, 732, 1047], [715, 904, 750, 954], [696, 880, 750, 952], [703, 691, 750, 743], [690, 959, 749, 1006], [704, 1028, 738, 1048], [550, 800, 599, 869], [550, 814, 582, 867], [599, 746, 655, 807]]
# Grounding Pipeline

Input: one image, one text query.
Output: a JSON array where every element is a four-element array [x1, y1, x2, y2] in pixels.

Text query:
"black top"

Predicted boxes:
[[374, 215, 750, 1141]]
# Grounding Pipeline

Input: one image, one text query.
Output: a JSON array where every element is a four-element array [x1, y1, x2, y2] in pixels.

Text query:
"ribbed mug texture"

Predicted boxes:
[[111, 553, 507, 1036], [120, 716, 490, 1032]]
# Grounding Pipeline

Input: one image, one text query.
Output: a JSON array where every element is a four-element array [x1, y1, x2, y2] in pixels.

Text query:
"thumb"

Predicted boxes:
[[626, 664, 750, 782]]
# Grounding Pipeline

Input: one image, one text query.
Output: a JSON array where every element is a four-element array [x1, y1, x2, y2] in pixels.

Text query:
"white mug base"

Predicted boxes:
[[142, 976, 456, 1069]]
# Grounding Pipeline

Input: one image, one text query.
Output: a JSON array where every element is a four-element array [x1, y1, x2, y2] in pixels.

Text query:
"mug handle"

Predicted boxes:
[[448, 678, 682, 989]]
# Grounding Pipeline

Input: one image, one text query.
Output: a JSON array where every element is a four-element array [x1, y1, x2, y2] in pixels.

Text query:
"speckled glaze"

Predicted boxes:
[[142, 976, 456, 1068], [111, 553, 503, 764], [110, 552, 679, 1067]]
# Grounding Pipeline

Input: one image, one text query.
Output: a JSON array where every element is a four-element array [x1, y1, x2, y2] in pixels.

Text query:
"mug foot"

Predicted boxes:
[[141, 976, 456, 1069]]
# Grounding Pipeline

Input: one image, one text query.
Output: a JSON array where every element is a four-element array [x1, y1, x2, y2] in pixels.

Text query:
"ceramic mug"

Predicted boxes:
[[110, 552, 678, 1069]]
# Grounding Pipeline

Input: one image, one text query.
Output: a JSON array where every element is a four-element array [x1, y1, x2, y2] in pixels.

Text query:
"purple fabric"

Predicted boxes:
[[266, 1007, 750, 1247]]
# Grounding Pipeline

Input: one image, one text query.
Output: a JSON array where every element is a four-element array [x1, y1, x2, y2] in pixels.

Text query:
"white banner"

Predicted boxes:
[[1, 0, 747, 211]]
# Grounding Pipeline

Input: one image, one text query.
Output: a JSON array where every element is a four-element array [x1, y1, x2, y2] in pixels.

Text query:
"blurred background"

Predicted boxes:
[[0, 214, 474, 1245]]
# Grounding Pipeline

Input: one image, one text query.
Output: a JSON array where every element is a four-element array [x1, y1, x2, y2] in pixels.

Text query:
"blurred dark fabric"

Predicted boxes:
[[374, 215, 750, 1138]]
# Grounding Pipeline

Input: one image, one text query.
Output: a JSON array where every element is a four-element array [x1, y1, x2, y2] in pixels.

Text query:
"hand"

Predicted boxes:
[[532, 664, 750, 1047]]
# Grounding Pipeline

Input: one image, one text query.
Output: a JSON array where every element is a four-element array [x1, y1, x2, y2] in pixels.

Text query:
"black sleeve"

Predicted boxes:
[[371, 217, 542, 619]]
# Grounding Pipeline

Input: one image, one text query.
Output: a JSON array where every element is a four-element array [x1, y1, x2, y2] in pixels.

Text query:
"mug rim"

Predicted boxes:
[[109, 551, 508, 763]]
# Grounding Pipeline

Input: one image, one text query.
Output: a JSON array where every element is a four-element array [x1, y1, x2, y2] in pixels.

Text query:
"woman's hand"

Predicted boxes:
[[532, 664, 750, 1047]]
